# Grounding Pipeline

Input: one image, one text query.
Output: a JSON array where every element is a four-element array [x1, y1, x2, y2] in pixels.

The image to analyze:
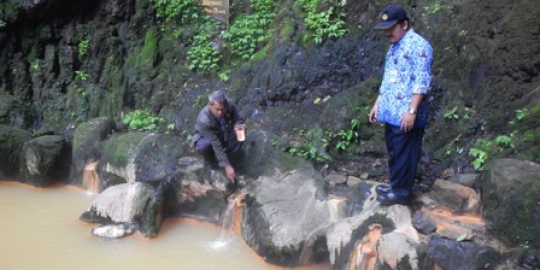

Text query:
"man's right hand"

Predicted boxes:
[[225, 165, 236, 182]]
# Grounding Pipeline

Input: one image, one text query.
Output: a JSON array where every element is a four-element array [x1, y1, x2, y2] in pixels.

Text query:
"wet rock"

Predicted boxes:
[[346, 176, 362, 187], [324, 172, 347, 186], [80, 182, 154, 224], [166, 156, 231, 224], [328, 189, 427, 270], [416, 179, 480, 213], [97, 132, 184, 191], [428, 235, 501, 270], [447, 173, 478, 188], [478, 159, 540, 248], [71, 117, 115, 186], [412, 211, 437, 235], [19, 135, 71, 186], [521, 249, 540, 270], [0, 125, 33, 178], [242, 165, 331, 267]]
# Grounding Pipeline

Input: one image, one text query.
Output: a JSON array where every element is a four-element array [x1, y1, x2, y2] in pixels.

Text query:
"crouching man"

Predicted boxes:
[[191, 90, 244, 183]]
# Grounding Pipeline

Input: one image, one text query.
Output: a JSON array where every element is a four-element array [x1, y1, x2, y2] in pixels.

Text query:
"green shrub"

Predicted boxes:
[[222, 0, 276, 59], [150, 0, 200, 24], [187, 18, 222, 74], [122, 109, 165, 131], [297, 0, 348, 44]]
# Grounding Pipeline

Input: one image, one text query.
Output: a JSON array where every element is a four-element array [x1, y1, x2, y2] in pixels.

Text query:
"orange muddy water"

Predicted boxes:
[[0, 182, 328, 270]]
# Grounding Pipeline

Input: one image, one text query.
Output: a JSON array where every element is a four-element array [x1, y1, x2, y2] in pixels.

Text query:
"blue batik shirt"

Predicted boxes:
[[376, 29, 433, 128]]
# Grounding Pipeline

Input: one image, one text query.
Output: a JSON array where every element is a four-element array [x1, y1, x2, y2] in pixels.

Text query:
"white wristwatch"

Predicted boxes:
[[408, 108, 417, 115]]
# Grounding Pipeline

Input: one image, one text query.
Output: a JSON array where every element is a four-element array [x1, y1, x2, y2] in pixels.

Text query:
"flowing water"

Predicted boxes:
[[0, 181, 328, 270]]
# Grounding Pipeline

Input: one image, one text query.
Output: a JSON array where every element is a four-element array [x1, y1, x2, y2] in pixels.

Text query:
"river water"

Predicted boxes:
[[0, 182, 328, 270]]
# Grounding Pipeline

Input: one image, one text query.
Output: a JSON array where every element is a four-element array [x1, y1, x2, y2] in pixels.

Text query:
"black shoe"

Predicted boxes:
[[375, 185, 391, 194], [377, 192, 409, 206]]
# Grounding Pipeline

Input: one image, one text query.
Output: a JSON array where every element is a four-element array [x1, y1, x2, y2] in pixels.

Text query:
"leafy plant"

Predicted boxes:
[[424, 2, 442, 14], [75, 70, 89, 81], [218, 70, 230, 81], [469, 147, 488, 170], [222, 0, 275, 59], [78, 39, 90, 58], [297, 0, 348, 44], [515, 108, 529, 120], [334, 118, 361, 151], [30, 60, 41, 76], [444, 106, 459, 120], [187, 18, 222, 74], [277, 128, 331, 162], [469, 135, 514, 170], [0, 20, 5, 29], [150, 0, 200, 24], [122, 109, 165, 131]]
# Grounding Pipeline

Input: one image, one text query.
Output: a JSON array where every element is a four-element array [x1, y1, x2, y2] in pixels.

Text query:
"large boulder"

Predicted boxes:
[[164, 155, 233, 224], [477, 159, 540, 248], [80, 182, 165, 238], [233, 126, 331, 266], [0, 125, 33, 178], [71, 117, 115, 186], [327, 182, 428, 270], [19, 135, 71, 186], [96, 132, 185, 191], [242, 166, 331, 267]]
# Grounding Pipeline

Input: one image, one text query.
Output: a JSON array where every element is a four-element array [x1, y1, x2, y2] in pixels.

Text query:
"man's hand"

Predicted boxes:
[[400, 112, 416, 132], [369, 105, 378, 123], [225, 165, 236, 182]]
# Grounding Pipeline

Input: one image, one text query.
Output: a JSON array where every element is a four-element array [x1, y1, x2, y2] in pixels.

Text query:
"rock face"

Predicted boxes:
[[478, 159, 540, 248]]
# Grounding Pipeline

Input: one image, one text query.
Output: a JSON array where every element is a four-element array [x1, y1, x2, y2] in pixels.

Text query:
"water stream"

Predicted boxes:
[[0, 181, 328, 270]]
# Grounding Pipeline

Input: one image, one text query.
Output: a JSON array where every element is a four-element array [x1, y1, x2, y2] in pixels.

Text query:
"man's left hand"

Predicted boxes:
[[400, 113, 416, 132]]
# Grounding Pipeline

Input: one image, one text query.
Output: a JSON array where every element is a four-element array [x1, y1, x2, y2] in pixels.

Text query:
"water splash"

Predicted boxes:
[[206, 197, 237, 250]]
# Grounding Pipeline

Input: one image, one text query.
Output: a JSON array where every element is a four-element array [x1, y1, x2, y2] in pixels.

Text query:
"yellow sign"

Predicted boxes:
[[200, 0, 229, 24]]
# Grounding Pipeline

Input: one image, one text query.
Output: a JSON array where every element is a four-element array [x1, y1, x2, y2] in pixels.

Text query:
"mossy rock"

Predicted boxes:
[[19, 135, 71, 186], [98, 132, 185, 191], [71, 117, 115, 184], [478, 159, 540, 248]]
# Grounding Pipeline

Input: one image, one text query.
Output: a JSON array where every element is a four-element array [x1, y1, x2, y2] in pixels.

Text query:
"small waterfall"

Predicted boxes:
[[207, 196, 237, 250]]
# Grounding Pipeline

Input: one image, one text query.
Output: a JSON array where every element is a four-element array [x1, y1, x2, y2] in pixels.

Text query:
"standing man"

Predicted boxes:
[[192, 90, 244, 182], [369, 5, 433, 206]]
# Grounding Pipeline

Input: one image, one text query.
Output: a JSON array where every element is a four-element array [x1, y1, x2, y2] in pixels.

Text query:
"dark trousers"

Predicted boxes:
[[195, 131, 243, 166], [385, 124, 424, 197]]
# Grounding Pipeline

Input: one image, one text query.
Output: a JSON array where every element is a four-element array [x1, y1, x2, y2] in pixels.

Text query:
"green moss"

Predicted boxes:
[[510, 180, 540, 247], [125, 29, 159, 82], [102, 133, 147, 166], [98, 55, 124, 119]]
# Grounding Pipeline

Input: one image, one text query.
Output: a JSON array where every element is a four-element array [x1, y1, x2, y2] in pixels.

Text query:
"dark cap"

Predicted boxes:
[[374, 5, 408, 29]]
